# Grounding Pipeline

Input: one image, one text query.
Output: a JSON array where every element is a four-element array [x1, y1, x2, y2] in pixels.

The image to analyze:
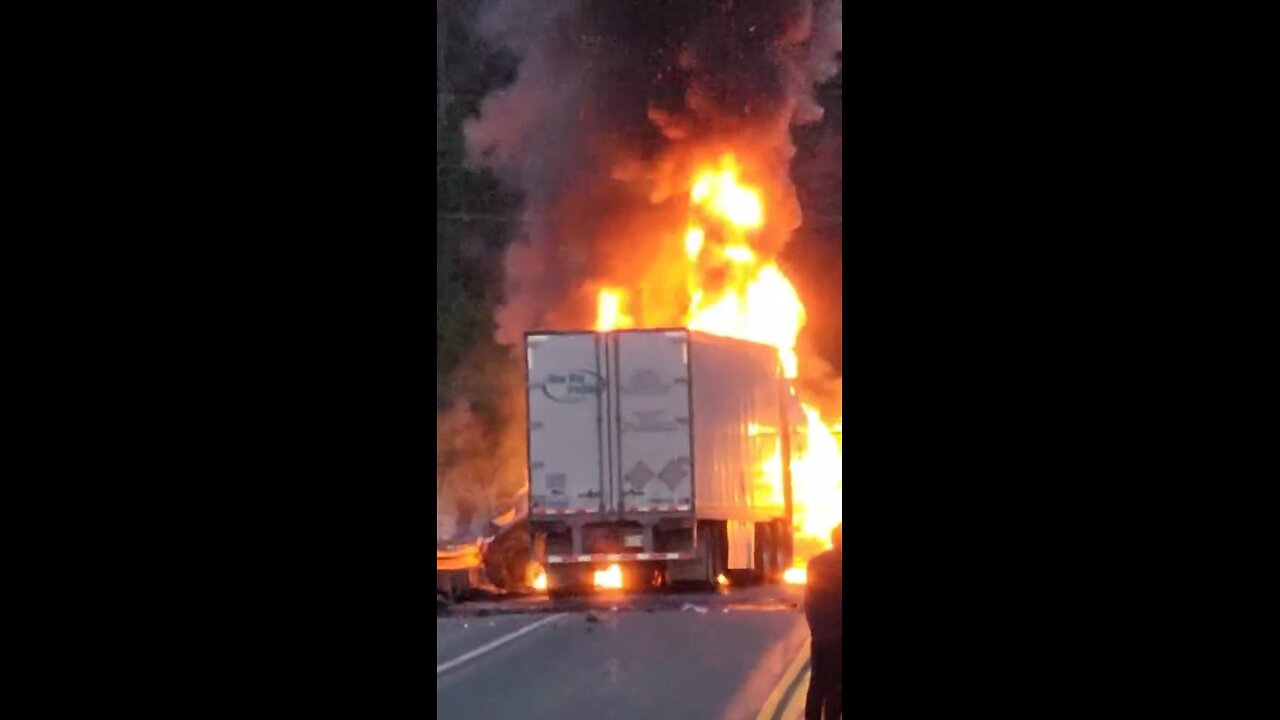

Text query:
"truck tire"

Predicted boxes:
[[700, 521, 726, 587], [758, 522, 776, 583], [777, 520, 793, 570], [714, 522, 729, 584], [702, 523, 716, 585], [547, 565, 589, 598], [772, 520, 789, 580]]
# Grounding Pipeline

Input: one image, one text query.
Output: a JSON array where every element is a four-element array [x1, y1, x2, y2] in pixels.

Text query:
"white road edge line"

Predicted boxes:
[[436, 613, 566, 676]]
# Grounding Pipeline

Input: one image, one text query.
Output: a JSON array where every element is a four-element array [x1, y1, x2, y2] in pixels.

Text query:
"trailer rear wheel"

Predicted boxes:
[[698, 521, 728, 587], [757, 522, 777, 583], [702, 524, 715, 584], [780, 521, 793, 577], [546, 564, 591, 597], [776, 520, 793, 570], [714, 522, 729, 584]]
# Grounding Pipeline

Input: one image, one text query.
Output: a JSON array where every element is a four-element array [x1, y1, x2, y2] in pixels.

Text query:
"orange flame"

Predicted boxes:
[[685, 227, 705, 259], [792, 405, 843, 541], [596, 288, 634, 332], [723, 245, 756, 264], [593, 563, 624, 589], [594, 152, 842, 560], [527, 561, 548, 592], [690, 156, 764, 228], [687, 263, 803, 378]]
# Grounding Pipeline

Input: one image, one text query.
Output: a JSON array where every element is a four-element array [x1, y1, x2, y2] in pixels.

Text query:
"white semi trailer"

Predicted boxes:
[[525, 328, 803, 593]]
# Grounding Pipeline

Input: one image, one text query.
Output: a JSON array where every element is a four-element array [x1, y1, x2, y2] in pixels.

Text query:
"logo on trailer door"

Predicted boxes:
[[540, 369, 604, 404], [620, 369, 669, 396]]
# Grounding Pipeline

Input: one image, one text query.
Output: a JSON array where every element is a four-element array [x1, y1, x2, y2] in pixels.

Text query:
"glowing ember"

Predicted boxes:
[[716, 573, 730, 586], [593, 563, 624, 589], [783, 566, 807, 585]]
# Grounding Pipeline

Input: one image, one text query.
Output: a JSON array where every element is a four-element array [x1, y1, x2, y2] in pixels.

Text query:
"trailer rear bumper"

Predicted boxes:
[[531, 507, 692, 517], [545, 551, 697, 564]]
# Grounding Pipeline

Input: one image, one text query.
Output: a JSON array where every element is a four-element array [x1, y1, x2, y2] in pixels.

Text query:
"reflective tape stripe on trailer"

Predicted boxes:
[[544, 552, 693, 564], [533, 506, 691, 515]]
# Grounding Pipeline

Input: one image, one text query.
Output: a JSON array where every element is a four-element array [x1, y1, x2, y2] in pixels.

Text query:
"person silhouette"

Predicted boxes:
[[804, 523, 842, 719]]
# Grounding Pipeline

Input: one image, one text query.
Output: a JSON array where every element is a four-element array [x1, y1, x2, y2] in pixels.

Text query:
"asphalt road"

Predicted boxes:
[[437, 585, 814, 720]]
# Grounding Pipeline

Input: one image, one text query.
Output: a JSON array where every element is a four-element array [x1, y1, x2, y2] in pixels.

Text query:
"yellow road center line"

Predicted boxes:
[[755, 640, 810, 720], [778, 666, 811, 719]]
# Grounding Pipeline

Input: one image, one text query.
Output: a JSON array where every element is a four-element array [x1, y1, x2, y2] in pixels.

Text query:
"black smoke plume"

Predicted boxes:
[[465, 0, 842, 342]]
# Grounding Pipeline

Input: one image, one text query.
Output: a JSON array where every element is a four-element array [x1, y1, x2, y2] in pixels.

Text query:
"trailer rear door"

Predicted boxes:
[[611, 330, 695, 513], [526, 333, 607, 514]]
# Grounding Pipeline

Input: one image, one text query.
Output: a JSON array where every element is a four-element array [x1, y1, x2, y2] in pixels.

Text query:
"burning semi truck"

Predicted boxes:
[[525, 327, 805, 593]]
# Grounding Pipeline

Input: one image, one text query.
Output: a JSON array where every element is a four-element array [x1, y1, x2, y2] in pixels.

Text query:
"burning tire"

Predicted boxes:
[[755, 521, 777, 584]]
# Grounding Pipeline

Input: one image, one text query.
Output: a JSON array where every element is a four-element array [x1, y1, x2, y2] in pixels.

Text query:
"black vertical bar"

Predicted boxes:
[[685, 330, 697, 514], [779, 376, 795, 536], [604, 333, 616, 517], [686, 331, 699, 555], [594, 332, 606, 514], [523, 333, 539, 559], [613, 332, 624, 516]]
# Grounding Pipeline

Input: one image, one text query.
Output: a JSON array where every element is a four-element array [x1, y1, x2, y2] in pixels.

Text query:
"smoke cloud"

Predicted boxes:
[[465, 0, 843, 343]]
